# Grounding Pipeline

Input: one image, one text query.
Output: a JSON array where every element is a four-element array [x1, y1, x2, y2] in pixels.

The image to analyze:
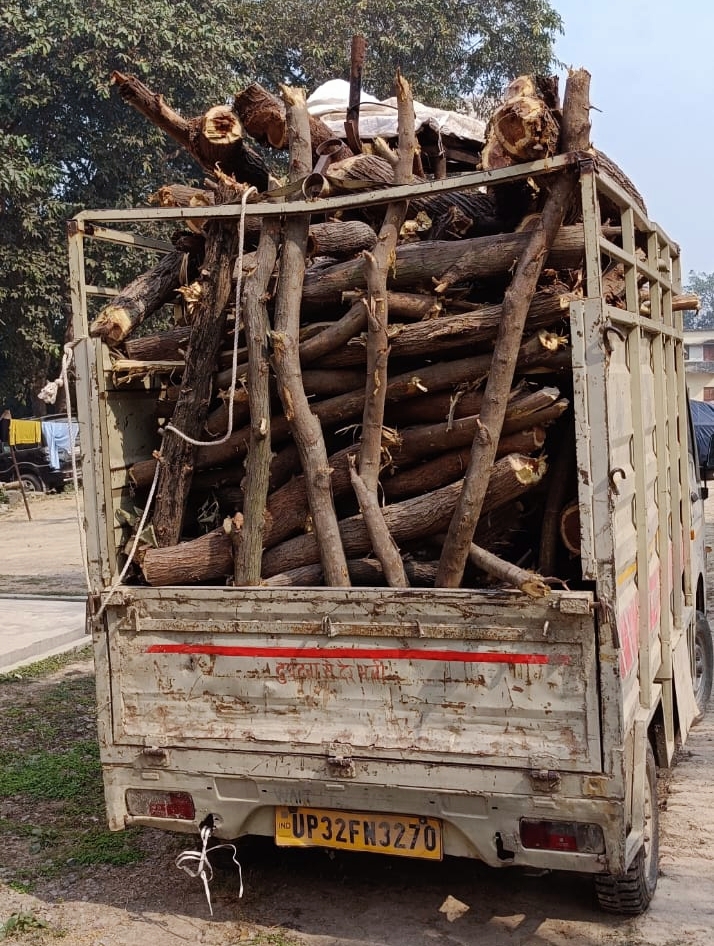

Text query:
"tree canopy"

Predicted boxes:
[[684, 271, 714, 331], [0, 0, 562, 410]]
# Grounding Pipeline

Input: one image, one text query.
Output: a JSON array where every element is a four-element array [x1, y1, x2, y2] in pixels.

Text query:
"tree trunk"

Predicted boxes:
[[307, 220, 377, 258], [150, 188, 240, 547], [270, 85, 350, 586], [235, 213, 281, 585]]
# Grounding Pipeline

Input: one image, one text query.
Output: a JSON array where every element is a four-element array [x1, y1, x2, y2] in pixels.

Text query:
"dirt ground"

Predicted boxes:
[[0, 491, 712, 945]]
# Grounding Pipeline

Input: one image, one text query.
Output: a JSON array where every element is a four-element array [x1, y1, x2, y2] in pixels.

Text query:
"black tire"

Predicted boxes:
[[19, 472, 44, 493], [595, 745, 658, 915], [694, 610, 714, 716]]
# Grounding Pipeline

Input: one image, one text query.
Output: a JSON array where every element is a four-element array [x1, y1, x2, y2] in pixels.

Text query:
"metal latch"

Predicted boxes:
[[142, 746, 168, 764], [529, 769, 561, 793], [327, 742, 355, 778]]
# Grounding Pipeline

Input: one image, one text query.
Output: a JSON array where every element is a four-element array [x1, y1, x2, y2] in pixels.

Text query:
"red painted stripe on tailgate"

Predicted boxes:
[[145, 644, 564, 665]]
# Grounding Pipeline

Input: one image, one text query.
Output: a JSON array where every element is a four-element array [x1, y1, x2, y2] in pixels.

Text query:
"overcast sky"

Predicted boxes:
[[553, 0, 713, 281]]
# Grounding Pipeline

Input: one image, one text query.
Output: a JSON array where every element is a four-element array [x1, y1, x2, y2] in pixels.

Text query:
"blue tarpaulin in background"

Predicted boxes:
[[690, 401, 714, 468]]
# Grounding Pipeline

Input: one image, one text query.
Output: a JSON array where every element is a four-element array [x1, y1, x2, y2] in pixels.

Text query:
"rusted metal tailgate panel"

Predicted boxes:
[[106, 587, 600, 772]]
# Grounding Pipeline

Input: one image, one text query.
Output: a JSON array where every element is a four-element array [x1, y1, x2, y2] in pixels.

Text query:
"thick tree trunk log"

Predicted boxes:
[[436, 70, 591, 587], [89, 251, 187, 345], [124, 324, 191, 361], [112, 72, 270, 189], [235, 213, 281, 585], [270, 85, 349, 586], [234, 82, 353, 164], [307, 220, 377, 258], [301, 225, 618, 308], [150, 187, 241, 547]]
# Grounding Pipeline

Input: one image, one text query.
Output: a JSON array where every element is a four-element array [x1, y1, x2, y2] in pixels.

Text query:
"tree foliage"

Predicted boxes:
[[246, 0, 562, 106], [0, 0, 562, 410], [684, 272, 714, 331]]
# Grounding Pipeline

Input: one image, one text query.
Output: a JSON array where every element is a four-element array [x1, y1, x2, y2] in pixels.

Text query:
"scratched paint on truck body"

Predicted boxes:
[[107, 587, 600, 771]]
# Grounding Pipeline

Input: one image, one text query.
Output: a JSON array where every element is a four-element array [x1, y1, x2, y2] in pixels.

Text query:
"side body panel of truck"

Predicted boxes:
[[69, 156, 708, 903]]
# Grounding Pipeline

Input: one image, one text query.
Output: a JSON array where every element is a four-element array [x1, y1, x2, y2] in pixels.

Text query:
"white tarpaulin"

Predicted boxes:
[[306, 79, 486, 145]]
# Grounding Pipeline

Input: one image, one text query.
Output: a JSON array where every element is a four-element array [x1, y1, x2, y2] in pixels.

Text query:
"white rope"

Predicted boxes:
[[165, 185, 257, 447], [175, 823, 244, 915]]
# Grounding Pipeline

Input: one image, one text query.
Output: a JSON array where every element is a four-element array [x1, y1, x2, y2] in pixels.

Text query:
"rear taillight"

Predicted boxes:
[[520, 819, 604, 854], [125, 789, 195, 821]]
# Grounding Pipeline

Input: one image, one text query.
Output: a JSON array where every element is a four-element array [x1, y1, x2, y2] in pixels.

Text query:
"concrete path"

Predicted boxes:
[[0, 595, 88, 672]]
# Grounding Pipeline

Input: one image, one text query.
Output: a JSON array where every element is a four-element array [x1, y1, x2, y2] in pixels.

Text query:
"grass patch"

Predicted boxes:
[[0, 656, 146, 889], [0, 645, 92, 684]]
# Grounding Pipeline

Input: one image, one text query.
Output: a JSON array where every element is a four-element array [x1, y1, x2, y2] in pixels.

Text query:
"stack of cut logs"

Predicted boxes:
[[86, 66, 632, 594]]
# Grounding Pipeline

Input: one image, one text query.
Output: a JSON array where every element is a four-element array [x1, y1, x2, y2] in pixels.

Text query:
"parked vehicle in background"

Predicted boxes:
[[0, 414, 80, 493]]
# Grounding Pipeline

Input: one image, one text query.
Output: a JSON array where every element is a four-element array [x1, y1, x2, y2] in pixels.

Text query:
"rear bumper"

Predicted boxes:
[[102, 758, 624, 875]]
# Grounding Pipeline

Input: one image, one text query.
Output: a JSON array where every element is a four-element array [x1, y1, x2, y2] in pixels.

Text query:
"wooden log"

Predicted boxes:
[[342, 290, 442, 322], [306, 220, 377, 258], [301, 225, 619, 308], [312, 289, 576, 367], [270, 85, 349, 586], [487, 76, 560, 162], [262, 401, 553, 551], [150, 184, 242, 547], [124, 324, 191, 362], [112, 72, 270, 189], [264, 558, 438, 588], [466, 542, 550, 597], [436, 69, 591, 588], [234, 82, 353, 163], [89, 251, 187, 345], [235, 210, 281, 585], [350, 72, 415, 589], [140, 452, 544, 585], [559, 500, 581, 555], [261, 453, 546, 579]]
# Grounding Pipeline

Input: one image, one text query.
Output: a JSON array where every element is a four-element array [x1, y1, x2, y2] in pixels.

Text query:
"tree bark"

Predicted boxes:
[[312, 288, 576, 367], [436, 69, 591, 587], [270, 85, 349, 586], [235, 213, 281, 585], [307, 220, 377, 258]]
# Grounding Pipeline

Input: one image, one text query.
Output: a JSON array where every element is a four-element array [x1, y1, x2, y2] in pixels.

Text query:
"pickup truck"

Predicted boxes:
[[69, 152, 713, 915]]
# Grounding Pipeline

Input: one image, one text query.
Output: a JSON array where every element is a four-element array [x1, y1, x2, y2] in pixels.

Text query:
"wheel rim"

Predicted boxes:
[[694, 633, 705, 702], [641, 767, 654, 881]]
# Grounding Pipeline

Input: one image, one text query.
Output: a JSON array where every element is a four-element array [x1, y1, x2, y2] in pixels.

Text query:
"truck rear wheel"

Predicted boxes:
[[594, 746, 658, 915], [694, 610, 713, 716]]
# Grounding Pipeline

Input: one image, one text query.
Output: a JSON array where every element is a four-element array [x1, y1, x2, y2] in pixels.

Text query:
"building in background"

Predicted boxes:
[[684, 330, 714, 401]]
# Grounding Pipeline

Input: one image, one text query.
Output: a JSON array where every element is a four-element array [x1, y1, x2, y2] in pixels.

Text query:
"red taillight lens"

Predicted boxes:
[[520, 819, 604, 853], [125, 789, 195, 820]]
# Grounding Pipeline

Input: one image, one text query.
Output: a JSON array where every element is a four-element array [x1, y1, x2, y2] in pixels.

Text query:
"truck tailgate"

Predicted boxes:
[[104, 587, 600, 772]]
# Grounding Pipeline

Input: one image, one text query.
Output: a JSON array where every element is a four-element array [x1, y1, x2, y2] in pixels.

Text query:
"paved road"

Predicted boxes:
[[0, 595, 87, 672]]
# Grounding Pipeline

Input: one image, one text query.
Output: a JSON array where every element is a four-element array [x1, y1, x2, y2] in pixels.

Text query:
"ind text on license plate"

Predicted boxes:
[[275, 806, 442, 860]]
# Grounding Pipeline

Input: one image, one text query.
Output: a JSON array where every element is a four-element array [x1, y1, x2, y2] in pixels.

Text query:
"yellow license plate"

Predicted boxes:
[[275, 806, 442, 860]]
